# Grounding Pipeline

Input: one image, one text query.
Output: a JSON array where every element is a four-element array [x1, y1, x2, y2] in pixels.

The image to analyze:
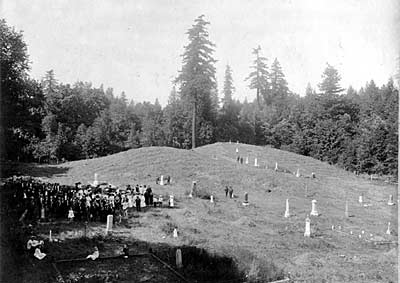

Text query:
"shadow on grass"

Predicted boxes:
[[1, 161, 70, 179]]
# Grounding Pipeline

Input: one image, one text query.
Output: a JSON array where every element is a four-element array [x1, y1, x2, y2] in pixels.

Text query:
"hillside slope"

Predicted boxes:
[[37, 142, 397, 282]]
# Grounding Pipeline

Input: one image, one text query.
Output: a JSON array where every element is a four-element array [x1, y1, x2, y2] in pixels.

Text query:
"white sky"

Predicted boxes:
[[2, 0, 399, 106]]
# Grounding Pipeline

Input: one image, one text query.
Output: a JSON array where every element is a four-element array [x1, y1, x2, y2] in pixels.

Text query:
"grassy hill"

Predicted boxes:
[[14, 142, 398, 282]]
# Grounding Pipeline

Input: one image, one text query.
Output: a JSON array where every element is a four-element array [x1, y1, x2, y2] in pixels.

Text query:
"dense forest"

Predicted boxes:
[[1, 17, 398, 177]]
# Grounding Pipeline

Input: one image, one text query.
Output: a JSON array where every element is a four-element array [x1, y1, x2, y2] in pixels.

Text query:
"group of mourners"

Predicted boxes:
[[4, 177, 166, 225], [236, 156, 244, 164], [224, 186, 235, 198], [3, 176, 171, 261]]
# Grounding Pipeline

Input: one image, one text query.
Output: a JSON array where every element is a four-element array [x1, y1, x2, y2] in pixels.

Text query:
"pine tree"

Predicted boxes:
[[164, 86, 186, 147], [269, 58, 289, 101], [222, 65, 235, 107], [175, 15, 217, 148], [42, 70, 61, 113], [216, 65, 240, 141], [318, 63, 344, 97], [245, 46, 269, 107]]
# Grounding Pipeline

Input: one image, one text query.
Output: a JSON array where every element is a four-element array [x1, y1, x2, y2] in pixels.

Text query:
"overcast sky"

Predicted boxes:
[[2, 0, 399, 106]]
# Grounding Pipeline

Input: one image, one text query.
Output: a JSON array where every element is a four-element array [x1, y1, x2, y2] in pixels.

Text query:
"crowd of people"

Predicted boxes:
[[1, 176, 169, 263], [4, 176, 162, 224]]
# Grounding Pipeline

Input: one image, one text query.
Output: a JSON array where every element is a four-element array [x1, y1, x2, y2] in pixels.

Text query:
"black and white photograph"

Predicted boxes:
[[1, 0, 399, 282]]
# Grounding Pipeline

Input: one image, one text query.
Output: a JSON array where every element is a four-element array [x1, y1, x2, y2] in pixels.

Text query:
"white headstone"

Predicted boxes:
[[173, 228, 178, 238], [176, 249, 183, 268], [386, 222, 391, 235], [190, 181, 196, 198], [93, 173, 99, 186], [254, 158, 258, 167], [358, 195, 363, 204], [229, 140, 231, 144], [388, 195, 394, 206], [350, 230, 353, 235], [242, 192, 249, 206], [210, 195, 214, 203], [236, 141, 239, 144], [160, 175, 164, 186], [49, 230, 53, 242], [310, 200, 319, 216], [106, 215, 113, 234], [345, 201, 349, 218], [275, 162, 278, 171], [169, 195, 174, 207], [296, 169, 300, 178], [304, 216, 311, 237], [311, 172, 316, 178], [331, 225, 335, 230], [236, 148, 239, 153], [245, 157, 249, 164], [284, 199, 290, 218]]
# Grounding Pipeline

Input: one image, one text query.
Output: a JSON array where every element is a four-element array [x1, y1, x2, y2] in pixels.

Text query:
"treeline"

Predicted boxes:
[[1, 17, 398, 177]]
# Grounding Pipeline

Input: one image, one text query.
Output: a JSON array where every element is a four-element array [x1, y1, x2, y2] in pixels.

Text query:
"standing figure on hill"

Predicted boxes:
[[229, 187, 234, 198], [122, 196, 129, 217], [144, 190, 149, 206], [135, 196, 141, 212], [149, 191, 154, 205], [224, 186, 229, 197]]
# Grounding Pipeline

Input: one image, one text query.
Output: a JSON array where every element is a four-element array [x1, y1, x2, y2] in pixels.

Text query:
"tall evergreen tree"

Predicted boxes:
[[222, 64, 235, 107], [318, 63, 344, 97], [164, 86, 186, 147], [216, 65, 240, 141], [245, 46, 269, 107], [269, 58, 289, 101], [175, 15, 217, 148]]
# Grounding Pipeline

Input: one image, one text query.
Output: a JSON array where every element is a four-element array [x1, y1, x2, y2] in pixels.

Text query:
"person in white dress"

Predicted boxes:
[[68, 207, 74, 221], [34, 247, 46, 260]]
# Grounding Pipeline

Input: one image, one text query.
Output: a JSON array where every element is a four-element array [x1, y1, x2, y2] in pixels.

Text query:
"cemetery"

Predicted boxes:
[[2, 1, 398, 281], [1, 142, 397, 282]]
